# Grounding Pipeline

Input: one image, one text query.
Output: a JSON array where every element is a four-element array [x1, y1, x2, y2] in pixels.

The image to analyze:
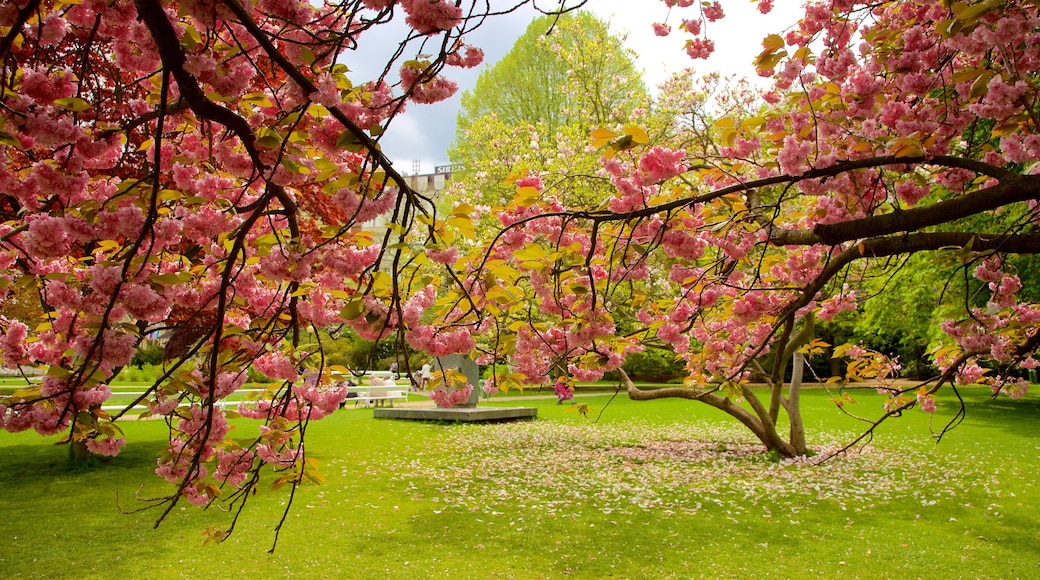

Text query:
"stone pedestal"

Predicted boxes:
[[372, 354, 537, 422], [435, 354, 480, 408], [373, 406, 537, 422]]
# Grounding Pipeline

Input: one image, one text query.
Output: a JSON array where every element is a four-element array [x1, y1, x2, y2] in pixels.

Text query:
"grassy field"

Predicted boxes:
[[1, 386, 1038, 579]]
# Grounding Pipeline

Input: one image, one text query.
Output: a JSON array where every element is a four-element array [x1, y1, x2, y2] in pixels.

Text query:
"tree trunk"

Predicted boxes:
[[68, 439, 92, 464], [787, 353, 807, 455], [619, 369, 799, 457]]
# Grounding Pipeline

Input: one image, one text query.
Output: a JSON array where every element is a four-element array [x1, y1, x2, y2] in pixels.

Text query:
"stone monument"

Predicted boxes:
[[372, 354, 536, 422]]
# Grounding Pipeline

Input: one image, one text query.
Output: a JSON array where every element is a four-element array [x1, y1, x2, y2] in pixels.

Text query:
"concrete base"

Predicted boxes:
[[373, 406, 537, 422]]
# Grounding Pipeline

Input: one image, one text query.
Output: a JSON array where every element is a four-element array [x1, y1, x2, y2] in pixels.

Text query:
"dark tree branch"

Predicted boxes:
[[134, 0, 263, 169], [217, 0, 417, 203], [0, 0, 41, 61], [810, 175, 1040, 245]]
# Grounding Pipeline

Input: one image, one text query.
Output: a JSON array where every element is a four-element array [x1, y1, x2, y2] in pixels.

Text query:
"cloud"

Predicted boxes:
[[372, 1, 805, 172]]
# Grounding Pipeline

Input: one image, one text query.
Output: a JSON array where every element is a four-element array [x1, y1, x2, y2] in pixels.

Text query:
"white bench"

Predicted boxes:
[[99, 388, 268, 412], [332, 370, 410, 408], [345, 383, 407, 408]]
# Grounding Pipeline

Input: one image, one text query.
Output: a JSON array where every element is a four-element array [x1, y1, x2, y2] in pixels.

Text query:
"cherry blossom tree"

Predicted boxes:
[[446, 0, 1040, 457], [0, 0, 588, 544]]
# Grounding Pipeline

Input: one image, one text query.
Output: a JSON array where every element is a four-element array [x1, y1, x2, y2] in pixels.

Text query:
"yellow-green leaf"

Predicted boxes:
[[754, 49, 787, 73], [53, 97, 91, 112], [761, 33, 785, 52]]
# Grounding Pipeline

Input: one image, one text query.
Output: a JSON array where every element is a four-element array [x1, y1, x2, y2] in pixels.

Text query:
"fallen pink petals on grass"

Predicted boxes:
[[387, 421, 985, 519]]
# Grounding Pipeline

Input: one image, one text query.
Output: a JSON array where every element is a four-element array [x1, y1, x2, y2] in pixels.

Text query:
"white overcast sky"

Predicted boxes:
[[360, 0, 806, 174]]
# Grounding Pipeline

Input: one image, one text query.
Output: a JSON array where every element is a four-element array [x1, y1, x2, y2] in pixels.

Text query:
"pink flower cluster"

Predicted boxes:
[[0, 319, 28, 367], [817, 288, 857, 321], [916, 392, 937, 414], [684, 38, 715, 60], [446, 44, 484, 68], [86, 436, 126, 457], [400, 63, 459, 104], [637, 146, 687, 185], [406, 324, 476, 358], [254, 352, 299, 381], [400, 0, 462, 34], [430, 384, 473, 408]]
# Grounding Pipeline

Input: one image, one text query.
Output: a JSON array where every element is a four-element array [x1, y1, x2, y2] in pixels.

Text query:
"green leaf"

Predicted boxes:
[[53, 97, 91, 112], [340, 300, 365, 321], [0, 130, 20, 147]]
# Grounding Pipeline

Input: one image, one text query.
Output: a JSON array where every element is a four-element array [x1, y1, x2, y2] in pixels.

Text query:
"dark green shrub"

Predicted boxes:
[[131, 342, 164, 367], [622, 348, 685, 383]]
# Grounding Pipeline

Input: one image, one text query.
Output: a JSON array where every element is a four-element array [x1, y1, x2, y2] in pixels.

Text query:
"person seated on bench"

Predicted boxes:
[[367, 376, 399, 407]]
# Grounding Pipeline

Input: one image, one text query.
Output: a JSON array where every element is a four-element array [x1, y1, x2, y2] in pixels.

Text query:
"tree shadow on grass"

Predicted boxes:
[[935, 392, 1040, 439], [0, 436, 171, 489]]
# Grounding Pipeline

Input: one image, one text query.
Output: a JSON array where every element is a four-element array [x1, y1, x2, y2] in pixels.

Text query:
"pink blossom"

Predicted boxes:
[[400, 62, 460, 103], [22, 215, 71, 259], [20, 67, 76, 103], [969, 77, 1028, 120], [255, 352, 299, 381], [652, 23, 671, 37], [400, 0, 462, 34], [702, 2, 725, 21], [956, 362, 986, 386], [430, 385, 473, 408], [36, 12, 70, 46], [123, 284, 171, 322], [778, 134, 813, 174], [86, 436, 126, 457], [973, 256, 1004, 283], [0, 320, 29, 367], [895, 180, 929, 206], [917, 393, 937, 414], [514, 174, 544, 191], [215, 447, 255, 486], [684, 38, 715, 60], [818, 289, 857, 321], [427, 247, 459, 265], [406, 324, 475, 357], [446, 45, 484, 68], [638, 146, 687, 185], [568, 364, 604, 382], [73, 385, 112, 408], [149, 398, 179, 416]]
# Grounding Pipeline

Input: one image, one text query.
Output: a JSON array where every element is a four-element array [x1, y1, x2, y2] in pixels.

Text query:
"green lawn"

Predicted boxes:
[[1, 387, 1038, 579]]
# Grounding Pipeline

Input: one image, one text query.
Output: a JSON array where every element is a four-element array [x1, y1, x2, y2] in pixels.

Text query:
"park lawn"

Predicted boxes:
[[0, 387, 1037, 579]]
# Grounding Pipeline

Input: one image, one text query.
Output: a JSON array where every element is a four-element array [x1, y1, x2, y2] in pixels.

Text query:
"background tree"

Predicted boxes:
[[454, 11, 646, 140], [448, 11, 649, 210]]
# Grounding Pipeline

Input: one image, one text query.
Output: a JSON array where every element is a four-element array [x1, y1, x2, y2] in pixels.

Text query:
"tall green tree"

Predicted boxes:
[[448, 11, 649, 211], [454, 11, 646, 139]]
